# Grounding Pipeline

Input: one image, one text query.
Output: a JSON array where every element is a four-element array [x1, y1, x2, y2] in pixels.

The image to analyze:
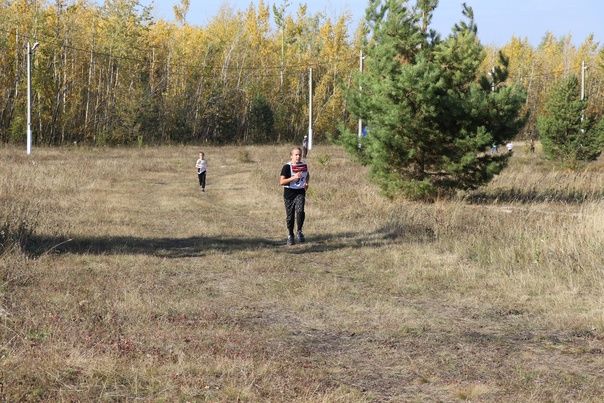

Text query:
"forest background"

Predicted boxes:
[[1, 0, 603, 147]]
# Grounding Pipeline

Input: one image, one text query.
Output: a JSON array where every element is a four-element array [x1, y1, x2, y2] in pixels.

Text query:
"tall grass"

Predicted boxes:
[[0, 170, 38, 254], [467, 142, 604, 202]]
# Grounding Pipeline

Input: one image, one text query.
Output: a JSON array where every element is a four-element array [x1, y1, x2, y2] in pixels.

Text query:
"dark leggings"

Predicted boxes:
[[284, 193, 305, 236], [197, 171, 206, 189]]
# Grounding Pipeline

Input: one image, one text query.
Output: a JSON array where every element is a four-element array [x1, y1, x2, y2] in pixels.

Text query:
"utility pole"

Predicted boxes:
[[308, 67, 313, 150], [26, 41, 39, 155], [358, 49, 364, 148]]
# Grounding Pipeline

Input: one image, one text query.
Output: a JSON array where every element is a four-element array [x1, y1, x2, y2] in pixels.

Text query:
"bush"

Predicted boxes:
[[0, 201, 39, 254], [9, 115, 26, 143], [316, 153, 331, 166], [237, 149, 253, 163]]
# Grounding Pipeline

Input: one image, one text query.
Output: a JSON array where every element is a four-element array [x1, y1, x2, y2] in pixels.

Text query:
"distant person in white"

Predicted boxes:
[[302, 135, 309, 159], [506, 142, 513, 153], [195, 151, 207, 192]]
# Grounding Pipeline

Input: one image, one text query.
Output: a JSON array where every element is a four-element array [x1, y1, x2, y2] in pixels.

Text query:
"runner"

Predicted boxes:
[[195, 151, 207, 192], [279, 147, 310, 245], [302, 135, 309, 159]]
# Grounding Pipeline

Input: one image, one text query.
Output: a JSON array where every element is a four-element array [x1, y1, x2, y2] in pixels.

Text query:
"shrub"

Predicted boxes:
[[0, 201, 39, 254]]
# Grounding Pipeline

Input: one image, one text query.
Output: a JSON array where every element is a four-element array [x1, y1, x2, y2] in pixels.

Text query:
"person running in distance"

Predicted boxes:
[[279, 147, 310, 245], [195, 151, 207, 192], [302, 135, 309, 159], [506, 142, 513, 154]]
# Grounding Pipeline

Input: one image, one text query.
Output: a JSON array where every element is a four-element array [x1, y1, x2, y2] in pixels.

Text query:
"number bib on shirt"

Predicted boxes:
[[286, 163, 308, 189]]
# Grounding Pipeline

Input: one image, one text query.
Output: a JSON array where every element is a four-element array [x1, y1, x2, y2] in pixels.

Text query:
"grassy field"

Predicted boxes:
[[1, 143, 604, 401]]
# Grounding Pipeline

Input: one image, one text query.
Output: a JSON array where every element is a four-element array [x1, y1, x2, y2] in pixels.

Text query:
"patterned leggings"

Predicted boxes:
[[197, 171, 206, 189], [284, 194, 305, 236]]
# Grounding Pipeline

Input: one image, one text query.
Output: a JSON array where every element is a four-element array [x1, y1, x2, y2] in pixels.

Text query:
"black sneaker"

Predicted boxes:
[[297, 231, 305, 243], [287, 235, 295, 246]]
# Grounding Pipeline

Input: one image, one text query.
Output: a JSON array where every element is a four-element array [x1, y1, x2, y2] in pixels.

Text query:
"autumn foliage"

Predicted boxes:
[[0, 0, 603, 146]]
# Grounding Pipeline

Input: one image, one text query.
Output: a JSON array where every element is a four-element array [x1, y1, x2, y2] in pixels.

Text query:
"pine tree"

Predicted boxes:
[[342, 1, 526, 199], [537, 75, 604, 162]]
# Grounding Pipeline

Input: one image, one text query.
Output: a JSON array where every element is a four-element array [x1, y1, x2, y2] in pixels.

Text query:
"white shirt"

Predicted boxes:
[[196, 158, 207, 173]]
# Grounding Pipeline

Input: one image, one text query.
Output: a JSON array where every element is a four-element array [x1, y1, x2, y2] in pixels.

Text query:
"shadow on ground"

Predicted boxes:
[[27, 223, 435, 258]]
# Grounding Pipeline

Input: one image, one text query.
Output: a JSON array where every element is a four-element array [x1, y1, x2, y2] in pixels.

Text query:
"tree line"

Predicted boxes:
[[0, 0, 603, 147]]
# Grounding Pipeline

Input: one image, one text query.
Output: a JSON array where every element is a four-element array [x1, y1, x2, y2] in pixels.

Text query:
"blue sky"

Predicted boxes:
[[140, 0, 603, 47]]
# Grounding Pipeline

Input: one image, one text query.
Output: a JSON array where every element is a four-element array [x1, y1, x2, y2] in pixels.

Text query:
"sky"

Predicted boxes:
[[139, 0, 603, 47]]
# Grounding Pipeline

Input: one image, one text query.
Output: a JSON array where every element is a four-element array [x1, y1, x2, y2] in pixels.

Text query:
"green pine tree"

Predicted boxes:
[[342, 1, 526, 200], [537, 75, 604, 163]]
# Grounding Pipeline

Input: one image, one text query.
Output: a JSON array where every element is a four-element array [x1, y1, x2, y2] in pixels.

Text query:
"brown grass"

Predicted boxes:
[[1, 143, 603, 401]]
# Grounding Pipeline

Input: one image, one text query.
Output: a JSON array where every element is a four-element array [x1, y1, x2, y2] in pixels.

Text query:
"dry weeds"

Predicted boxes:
[[1, 143, 603, 401]]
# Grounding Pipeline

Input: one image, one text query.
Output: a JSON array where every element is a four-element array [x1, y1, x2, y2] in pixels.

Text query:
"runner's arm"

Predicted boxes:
[[280, 173, 300, 186]]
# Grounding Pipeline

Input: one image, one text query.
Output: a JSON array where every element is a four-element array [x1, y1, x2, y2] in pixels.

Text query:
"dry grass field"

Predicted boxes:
[[1, 142, 604, 401]]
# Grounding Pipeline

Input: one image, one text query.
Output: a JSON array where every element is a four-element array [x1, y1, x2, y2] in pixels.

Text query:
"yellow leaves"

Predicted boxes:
[[148, 20, 175, 49], [173, 0, 190, 25], [0, 0, 356, 143], [244, 0, 271, 55], [500, 36, 534, 81]]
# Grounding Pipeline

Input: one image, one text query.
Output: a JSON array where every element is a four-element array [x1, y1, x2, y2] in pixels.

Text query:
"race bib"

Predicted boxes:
[[287, 163, 308, 189]]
